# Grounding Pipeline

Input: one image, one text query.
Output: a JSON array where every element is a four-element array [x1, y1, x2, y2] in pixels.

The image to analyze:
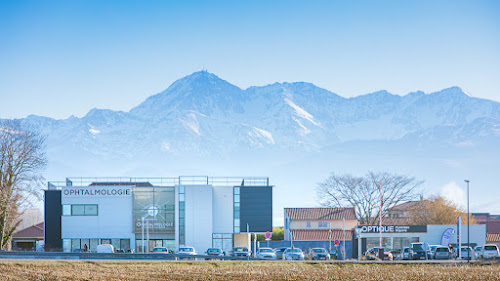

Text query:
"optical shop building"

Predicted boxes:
[[356, 224, 486, 257], [44, 177, 272, 253]]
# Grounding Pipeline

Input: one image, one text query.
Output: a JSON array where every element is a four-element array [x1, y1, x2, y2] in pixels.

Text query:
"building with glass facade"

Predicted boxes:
[[44, 176, 272, 253]]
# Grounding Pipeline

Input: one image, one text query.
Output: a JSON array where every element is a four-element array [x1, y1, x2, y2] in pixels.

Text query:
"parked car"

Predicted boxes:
[[365, 247, 393, 260], [232, 247, 251, 257], [481, 244, 500, 260], [151, 247, 169, 254], [409, 243, 431, 260], [474, 246, 483, 259], [401, 247, 410, 260], [310, 248, 330, 260], [205, 248, 224, 259], [178, 246, 197, 259], [285, 248, 305, 261], [458, 246, 474, 260], [96, 244, 114, 253], [274, 247, 288, 260], [429, 245, 440, 259], [329, 249, 338, 260], [434, 246, 452, 260], [256, 248, 277, 260]]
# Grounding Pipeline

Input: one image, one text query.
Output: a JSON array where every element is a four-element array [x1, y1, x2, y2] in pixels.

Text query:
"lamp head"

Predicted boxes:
[[464, 180, 470, 183]]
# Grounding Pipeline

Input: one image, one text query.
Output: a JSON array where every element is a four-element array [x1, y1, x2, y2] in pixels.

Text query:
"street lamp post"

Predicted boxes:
[[378, 181, 383, 260], [465, 179, 470, 263]]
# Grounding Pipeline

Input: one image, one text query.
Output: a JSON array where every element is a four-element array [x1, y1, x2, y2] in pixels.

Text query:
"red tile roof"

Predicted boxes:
[[292, 229, 352, 241], [487, 233, 500, 242], [359, 217, 410, 226], [12, 222, 43, 238], [285, 208, 356, 221], [390, 201, 426, 211]]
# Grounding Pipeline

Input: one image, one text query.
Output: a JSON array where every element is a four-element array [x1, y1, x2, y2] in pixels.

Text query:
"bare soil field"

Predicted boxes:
[[0, 260, 500, 281]]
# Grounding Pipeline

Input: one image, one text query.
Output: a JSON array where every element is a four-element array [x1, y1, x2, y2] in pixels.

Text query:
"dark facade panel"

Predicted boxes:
[[44, 190, 62, 251], [240, 186, 272, 232]]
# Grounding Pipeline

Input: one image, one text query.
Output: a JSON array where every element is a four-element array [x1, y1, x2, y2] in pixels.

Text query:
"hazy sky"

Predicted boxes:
[[1, 0, 499, 119]]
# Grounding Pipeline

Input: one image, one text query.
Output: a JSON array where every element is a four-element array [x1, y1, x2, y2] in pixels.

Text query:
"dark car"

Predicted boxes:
[[205, 248, 224, 259], [329, 249, 338, 260], [410, 243, 431, 260], [310, 248, 330, 260]]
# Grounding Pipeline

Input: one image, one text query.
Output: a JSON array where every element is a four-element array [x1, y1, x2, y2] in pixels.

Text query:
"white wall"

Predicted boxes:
[[424, 224, 486, 246], [184, 185, 213, 252], [212, 186, 233, 234], [61, 186, 134, 244]]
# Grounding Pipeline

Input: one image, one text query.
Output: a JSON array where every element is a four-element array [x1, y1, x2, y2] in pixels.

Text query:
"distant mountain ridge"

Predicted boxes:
[[16, 71, 500, 160]]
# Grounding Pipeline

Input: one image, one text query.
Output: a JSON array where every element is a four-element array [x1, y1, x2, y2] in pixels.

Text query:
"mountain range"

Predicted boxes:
[[10, 71, 500, 222]]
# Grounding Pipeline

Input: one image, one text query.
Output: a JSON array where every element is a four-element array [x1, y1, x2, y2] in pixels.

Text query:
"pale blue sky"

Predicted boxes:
[[1, 0, 499, 119]]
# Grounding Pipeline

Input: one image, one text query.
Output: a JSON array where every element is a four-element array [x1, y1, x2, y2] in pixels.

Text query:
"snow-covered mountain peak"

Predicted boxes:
[[431, 86, 468, 97]]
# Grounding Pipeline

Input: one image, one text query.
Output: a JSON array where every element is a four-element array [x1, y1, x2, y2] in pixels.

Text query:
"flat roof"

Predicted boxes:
[[48, 176, 271, 189]]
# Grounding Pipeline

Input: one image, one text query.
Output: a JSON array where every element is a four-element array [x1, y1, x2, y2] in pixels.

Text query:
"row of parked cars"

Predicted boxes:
[[365, 243, 500, 261], [151, 246, 339, 260]]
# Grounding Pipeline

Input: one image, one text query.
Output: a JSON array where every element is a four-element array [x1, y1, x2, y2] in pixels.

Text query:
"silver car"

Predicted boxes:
[[434, 246, 452, 260], [458, 246, 474, 260], [481, 244, 500, 259], [401, 247, 410, 260], [285, 248, 305, 261], [256, 248, 277, 260]]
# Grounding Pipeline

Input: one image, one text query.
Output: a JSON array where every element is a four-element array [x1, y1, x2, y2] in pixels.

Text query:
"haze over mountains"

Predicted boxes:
[[12, 71, 500, 223]]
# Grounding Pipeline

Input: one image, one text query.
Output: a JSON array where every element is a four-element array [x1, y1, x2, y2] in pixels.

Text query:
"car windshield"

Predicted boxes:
[[234, 248, 248, 252], [292, 249, 302, 253], [260, 249, 273, 253], [403, 248, 409, 253], [207, 249, 220, 253], [436, 248, 449, 252], [412, 244, 423, 250], [485, 246, 497, 250], [461, 248, 471, 251], [153, 248, 167, 252], [313, 249, 325, 253], [180, 248, 193, 252]]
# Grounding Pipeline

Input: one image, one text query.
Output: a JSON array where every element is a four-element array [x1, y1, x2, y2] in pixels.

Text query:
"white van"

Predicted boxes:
[[96, 244, 114, 253]]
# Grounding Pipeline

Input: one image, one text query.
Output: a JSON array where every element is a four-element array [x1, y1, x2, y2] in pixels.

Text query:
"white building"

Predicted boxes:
[[44, 177, 272, 253]]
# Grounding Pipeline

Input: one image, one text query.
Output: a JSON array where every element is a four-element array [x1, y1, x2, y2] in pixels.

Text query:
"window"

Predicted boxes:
[[213, 233, 233, 253], [62, 205, 71, 216], [64, 205, 98, 216], [179, 186, 185, 245], [306, 222, 311, 228], [318, 221, 328, 228], [72, 205, 85, 216], [234, 187, 241, 233], [85, 205, 98, 215]]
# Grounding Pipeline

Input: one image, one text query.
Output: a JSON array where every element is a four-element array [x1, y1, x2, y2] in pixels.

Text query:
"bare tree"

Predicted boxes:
[[0, 120, 47, 250], [316, 171, 423, 225]]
